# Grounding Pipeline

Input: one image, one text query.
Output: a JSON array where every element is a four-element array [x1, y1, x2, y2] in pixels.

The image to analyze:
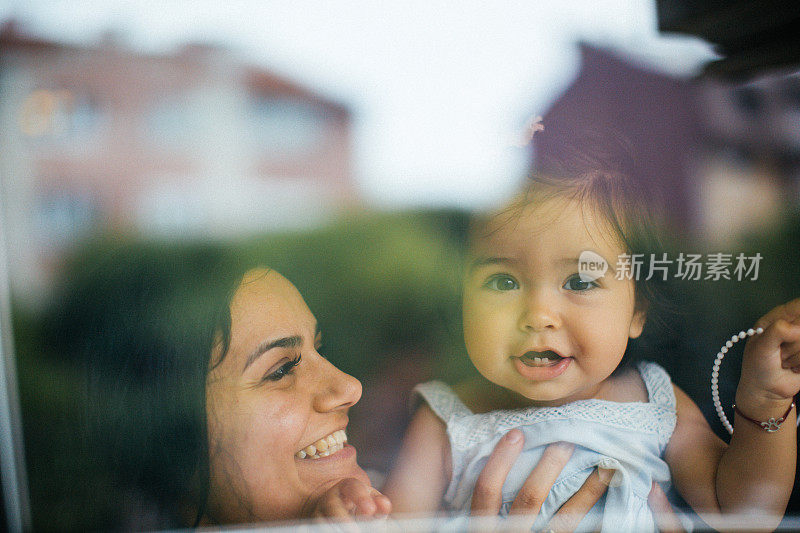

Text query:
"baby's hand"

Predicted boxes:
[[305, 477, 392, 522], [738, 299, 800, 408]]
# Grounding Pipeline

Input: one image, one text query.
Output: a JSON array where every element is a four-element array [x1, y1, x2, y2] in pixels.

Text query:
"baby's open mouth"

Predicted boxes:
[[295, 430, 347, 460], [518, 350, 564, 367]]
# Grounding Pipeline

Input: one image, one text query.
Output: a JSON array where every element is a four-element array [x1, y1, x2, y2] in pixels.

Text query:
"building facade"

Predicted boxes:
[[0, 21, 354, 301]]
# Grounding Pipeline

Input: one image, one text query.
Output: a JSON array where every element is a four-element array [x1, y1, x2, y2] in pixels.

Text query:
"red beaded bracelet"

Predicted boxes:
[[733, 402, 795, 433]]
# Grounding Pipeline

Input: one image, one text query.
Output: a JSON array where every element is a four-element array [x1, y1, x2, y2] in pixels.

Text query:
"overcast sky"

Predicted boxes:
[[0, 1, 716, 208]]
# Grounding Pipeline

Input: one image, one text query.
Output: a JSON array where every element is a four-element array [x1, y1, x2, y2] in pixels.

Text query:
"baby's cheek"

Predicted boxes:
[[576, 316, 628, 354]]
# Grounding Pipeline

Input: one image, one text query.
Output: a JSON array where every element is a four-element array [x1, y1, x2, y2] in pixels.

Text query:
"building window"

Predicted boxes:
[[145, 96, 198, 149], [69, 94, 102, 135], [36, 189, 98, 248], [248, 97, 327, 155], [18, 89, 101, 139]]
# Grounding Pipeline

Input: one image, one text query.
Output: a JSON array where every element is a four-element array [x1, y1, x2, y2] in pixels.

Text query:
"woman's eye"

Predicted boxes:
[[264, 355, 301, 382], [484, 275, 519, 291], [563, 275, 598, 292]]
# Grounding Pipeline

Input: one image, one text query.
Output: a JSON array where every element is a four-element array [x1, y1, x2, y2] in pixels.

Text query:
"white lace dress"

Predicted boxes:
[[414, 361, 681, 532]]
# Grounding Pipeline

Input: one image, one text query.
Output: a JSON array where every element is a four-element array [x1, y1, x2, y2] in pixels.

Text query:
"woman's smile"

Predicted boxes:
[[295, 429, 348, 459]]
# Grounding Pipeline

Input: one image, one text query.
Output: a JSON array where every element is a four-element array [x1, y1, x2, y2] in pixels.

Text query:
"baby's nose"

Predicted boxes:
[[519, 287, 561, 331]]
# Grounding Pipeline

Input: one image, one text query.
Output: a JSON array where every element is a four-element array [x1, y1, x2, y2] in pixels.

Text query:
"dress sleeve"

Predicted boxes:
[[412, 380, 472, 423]]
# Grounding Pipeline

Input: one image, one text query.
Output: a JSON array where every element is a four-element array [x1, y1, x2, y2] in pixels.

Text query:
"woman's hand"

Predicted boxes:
[[470, 429, 685, 532], [648, 481, 685, 533], [305, 477, 391, 521], [469, 430, 608, 531]]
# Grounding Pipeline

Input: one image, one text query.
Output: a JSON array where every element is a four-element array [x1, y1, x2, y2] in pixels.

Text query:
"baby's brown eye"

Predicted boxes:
[[484, 275, 519, 291], [563, 275, 597, 292]]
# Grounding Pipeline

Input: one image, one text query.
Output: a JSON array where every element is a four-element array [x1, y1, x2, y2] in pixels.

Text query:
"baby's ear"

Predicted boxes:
[[629, 303, 647, 339]]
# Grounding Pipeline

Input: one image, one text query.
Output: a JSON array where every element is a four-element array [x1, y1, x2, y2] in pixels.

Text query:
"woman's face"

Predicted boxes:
[[205, 269, 369, 523]]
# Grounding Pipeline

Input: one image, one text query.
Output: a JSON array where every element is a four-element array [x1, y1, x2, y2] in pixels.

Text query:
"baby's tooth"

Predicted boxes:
[[326, 435, 337, 447], [305, 444, 316, 456], [296, 450, 307, 459], [320, 450, 330, 457], [337, 430, 346, 442], [316, 438, 329, 452]]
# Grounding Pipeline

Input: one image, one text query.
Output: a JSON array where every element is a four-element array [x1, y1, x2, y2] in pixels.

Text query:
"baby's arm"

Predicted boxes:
[[716, 313, 799, 516], [666, 301, 800, 529], [382, 404, 451, 514], [664, 386, 728, 520]]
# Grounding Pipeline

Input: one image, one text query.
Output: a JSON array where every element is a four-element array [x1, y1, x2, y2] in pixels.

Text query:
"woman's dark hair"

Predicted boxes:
[[54, 241, 247, 528]]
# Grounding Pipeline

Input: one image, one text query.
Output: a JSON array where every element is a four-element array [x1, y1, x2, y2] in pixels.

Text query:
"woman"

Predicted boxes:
[[203, 267, 386, 522], [71, 243, 671, 528]]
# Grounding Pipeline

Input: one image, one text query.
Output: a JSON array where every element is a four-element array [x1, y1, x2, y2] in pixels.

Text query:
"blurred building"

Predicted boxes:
[[534, 43, 800, 245], [0, 21, 355, 301]]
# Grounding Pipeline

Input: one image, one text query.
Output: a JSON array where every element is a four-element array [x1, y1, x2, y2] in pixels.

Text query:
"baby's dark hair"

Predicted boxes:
[[531, 127, 667, 318]]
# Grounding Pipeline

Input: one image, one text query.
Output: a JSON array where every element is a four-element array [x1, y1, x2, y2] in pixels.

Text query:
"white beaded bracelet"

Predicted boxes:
[[711, 327, 799, 435]]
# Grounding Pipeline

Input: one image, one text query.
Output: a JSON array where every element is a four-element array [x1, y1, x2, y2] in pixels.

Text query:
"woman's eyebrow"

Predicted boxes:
[[242, 336, 302, 373]]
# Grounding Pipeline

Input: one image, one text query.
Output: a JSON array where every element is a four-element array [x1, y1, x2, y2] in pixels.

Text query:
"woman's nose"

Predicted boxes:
[[313, 357, 362, 412], [519, 286, 561, 332]]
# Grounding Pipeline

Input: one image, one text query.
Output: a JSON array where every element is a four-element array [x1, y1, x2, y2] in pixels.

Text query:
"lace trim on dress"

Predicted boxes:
[[414, 361, 677, 452]]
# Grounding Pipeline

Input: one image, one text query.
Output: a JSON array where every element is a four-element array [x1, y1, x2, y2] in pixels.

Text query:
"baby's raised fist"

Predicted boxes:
[[738, 308, 800, 411]]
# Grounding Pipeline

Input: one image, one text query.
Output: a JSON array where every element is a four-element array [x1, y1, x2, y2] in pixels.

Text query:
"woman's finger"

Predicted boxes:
[[508, 441, 575, 522], [647, 481, 685, 533], [540, 466, 611, 533], [470, 429, 525, 515]]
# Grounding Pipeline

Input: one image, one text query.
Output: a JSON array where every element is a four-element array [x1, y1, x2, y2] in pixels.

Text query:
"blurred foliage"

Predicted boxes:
[[12, 208, 469, 530], [234, 210, 468, 379]]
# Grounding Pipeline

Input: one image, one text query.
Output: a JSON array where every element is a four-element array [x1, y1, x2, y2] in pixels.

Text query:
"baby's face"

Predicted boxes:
[[462, 196, 645, 406]]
